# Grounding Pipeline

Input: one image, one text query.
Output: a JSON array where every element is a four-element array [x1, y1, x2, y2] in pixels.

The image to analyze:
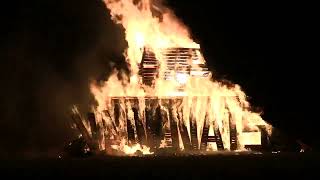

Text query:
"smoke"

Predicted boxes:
[[0, 0, 126, 157]]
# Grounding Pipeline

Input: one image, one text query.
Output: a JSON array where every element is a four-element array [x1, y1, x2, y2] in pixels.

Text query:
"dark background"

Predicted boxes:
[[0, 0, 318, 157]]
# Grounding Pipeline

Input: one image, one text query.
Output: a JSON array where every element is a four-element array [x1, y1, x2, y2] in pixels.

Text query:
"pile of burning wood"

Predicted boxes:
[[59, 1, 312, 157], [63, 108, 309, 157], [62, 47, 274, 157]]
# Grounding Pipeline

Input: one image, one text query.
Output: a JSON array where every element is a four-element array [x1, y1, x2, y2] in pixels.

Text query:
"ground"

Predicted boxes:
[[2, 153, 319, 178]]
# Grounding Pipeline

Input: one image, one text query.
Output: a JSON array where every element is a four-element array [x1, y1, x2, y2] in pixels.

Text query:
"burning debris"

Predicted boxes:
[[66, 0, 274, 156]]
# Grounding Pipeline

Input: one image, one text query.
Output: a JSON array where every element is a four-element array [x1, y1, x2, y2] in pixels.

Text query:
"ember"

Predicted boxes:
[[69, 0, 272, 156]]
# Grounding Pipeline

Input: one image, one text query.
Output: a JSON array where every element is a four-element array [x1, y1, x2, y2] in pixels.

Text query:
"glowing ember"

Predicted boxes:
[[80, 0, 273, 155]]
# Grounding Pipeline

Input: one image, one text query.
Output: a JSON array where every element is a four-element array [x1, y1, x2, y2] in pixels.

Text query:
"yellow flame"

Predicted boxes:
[[111, 139, 153, 155], [88, 0, 273, 155]]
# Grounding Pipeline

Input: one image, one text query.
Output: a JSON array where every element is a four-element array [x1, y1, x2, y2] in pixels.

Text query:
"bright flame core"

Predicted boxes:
[[88, 0, 272, 155]]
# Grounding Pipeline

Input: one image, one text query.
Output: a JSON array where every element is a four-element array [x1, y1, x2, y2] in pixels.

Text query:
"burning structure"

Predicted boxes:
[[68, 0, 272, 156]]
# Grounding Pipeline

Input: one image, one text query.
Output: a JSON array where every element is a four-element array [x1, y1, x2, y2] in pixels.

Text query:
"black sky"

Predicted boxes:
[[0, 0, 318, 156]]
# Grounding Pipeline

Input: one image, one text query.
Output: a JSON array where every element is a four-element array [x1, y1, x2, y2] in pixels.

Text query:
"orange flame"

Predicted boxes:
[[111, 139, 153, 155], [87, 0, 272, 155]]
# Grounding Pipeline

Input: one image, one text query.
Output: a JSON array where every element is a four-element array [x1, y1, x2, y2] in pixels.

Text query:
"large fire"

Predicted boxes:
[[75, 0, 272, 155]]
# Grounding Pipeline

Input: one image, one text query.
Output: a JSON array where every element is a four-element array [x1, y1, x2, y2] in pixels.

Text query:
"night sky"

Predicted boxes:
[[0, 0, 317, 156]]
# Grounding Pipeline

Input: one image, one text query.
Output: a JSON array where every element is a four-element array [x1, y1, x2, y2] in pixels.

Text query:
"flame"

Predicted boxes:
[[86, 0, 272, 155], [111, 139, 153, 155]]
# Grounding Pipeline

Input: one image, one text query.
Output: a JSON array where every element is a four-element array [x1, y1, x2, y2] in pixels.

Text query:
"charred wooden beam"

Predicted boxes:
[[229, 117, 238, 151], [99, 116, 112, 153], [132, 107, 146, 145], [258, 125, 271, 151], [179, 117, 192, 151], [154, 105, 163, 147], [214, 125, 224, 150], [145, 106, 154, 148], [87, 113, 98, 136], [103, 110, 117, 133], [126, 119, 135, 143], [176, 99, 192, 151], [126, 110, 136, 144], [87, 112, 100, 150], [113, 99, 120, 127], [200, 126, 209, 151], [168, 99, 179, 150], [70, 112, 97, 152], [190, 118, 198, 150], [200, 111, 210, 151], [190, 97, 199, 151], [161, 105, 173, 148], [123, 98, 135, 143], [145, 99, 158, 148], [180, 126, 192, 150]]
